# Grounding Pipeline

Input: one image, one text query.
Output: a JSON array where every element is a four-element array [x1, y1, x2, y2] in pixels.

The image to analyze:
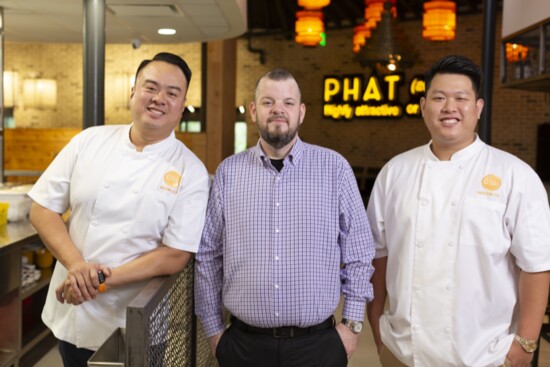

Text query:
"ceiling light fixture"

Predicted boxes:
[[422, 0, 456, 41], [158, 28, 176, 35], [295, 0, 330, 47], [356, 1, 418, 72]]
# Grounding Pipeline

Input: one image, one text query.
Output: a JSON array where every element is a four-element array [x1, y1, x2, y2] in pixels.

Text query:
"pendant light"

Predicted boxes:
[[357, 1, 418, 71], [295, 10, 324, 47], [422, 0, 456, 41], [295, 0, 330, 47]]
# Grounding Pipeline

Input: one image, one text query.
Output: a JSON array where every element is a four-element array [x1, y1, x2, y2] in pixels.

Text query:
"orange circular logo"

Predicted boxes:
[[164, 171, 181, 188], [481, 174, 501, 191]]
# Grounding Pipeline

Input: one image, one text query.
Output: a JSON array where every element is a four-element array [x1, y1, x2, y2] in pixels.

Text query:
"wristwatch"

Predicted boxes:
[[514, 334, 538, 353], [342, 319, 364, 334]]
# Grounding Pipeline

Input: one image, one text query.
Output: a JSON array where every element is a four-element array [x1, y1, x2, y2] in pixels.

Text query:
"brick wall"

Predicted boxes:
[[236, 12, 549, 170], [4, 10, 549, 170]]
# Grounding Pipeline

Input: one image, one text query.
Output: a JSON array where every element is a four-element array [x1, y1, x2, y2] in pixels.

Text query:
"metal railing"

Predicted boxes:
[[89, 261, 214, 367]]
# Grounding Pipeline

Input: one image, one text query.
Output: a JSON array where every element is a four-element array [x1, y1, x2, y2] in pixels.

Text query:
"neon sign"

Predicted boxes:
[[323, 73, 425, 120]]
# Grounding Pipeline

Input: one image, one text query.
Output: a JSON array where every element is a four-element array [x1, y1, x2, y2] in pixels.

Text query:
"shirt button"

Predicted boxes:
[[275, 229, 280, 233], [275, 202, 280, 207], [275, 312, 279, 317], [276, 177, 281, 181], [274, 256, 280, 261], [274, 284, 279, 289]]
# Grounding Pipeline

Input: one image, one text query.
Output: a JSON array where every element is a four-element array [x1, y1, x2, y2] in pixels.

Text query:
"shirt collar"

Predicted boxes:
[[253, 137, 305, 166], [124, 123, 177, 153], [425, 134, 485, 161]]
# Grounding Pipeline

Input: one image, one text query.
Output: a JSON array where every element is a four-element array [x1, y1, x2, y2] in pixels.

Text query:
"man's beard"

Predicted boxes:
[[257, 114, 300, 149]]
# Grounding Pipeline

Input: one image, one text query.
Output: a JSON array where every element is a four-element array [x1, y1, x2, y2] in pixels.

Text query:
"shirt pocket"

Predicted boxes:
[[459, 197, 507, 252]]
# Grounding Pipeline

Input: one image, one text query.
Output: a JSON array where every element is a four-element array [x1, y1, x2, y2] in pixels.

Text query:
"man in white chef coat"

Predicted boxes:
[[366, 55, 550, 367], [28, 52, 209, 367]]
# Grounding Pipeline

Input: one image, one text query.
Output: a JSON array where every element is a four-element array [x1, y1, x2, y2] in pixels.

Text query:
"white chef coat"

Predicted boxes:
[[367, 136, 550, 367], [28, 124, 209, 350]]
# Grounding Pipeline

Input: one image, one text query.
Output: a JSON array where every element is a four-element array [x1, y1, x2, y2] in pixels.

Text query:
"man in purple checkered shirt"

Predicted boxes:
[[195, 69, 375, 367]]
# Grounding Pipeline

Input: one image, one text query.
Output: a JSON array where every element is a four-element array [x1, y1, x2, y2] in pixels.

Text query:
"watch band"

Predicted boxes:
[[514, 334, 538, 353]]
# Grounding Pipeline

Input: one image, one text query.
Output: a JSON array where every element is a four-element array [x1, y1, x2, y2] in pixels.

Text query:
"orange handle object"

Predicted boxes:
[[98, 271, 107, 293]]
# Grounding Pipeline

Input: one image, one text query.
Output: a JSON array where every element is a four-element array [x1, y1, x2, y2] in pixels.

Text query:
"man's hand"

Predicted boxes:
[[56, 265, 112, 305], [335, 323, 360, 360], [207, 332, 224, 357], [504, 340, 535, 367]]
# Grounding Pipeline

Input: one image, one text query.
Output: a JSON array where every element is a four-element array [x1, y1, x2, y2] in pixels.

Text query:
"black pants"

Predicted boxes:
[[216, 325, 348, 367], [58, 340, 95, 367]]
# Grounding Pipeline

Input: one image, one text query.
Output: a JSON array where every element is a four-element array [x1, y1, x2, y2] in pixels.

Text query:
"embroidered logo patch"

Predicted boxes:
[[162, 171, 181, 194], [481, 174, 501, 191]]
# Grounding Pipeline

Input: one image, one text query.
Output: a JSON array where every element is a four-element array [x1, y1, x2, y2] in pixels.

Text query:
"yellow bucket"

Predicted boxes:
[[0, 202, 9, 225]]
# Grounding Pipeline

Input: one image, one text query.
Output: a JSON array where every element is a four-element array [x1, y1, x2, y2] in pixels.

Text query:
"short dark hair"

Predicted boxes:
[[134, 52, 192, 87], [424, 55, 482, 98], [254, 68, 301, 101]]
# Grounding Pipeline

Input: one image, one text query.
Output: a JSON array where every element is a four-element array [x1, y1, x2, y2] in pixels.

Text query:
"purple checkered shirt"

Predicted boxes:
[[195, 138, 375, 337]]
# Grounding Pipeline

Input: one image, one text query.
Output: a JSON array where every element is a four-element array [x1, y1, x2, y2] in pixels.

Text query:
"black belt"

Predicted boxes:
[[230, 316, 335, 339]]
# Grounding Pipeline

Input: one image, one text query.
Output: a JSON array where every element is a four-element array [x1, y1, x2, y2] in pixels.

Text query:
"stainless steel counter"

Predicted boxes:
[[0, 220, 38, 252]]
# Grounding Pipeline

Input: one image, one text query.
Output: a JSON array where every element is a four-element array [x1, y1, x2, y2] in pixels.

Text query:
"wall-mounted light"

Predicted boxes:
[[3, 71, 20, 108], [353, 24, 371, 53], [365, 0, 396, 31], [22, 78, 57, 109]]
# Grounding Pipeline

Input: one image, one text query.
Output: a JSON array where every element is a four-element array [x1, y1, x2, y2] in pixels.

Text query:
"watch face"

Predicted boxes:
[[353, 323, 363, 333]]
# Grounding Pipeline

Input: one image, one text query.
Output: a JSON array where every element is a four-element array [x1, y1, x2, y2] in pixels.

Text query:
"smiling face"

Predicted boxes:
[[130, 60, 188, 145], [420, 73, 484, 160], [249, 77, 305, 158]]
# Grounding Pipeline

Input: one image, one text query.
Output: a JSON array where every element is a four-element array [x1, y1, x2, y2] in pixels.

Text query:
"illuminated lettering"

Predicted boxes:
[[324, 78, 340, 102], [362, 76, 382, 101], [410, 77, 425, 95], [384, 74, 401, 101], [355, 104, 402, 117], [324, 104, 354, 119], [406, 103, 421, 116], [343, 77, 361, 102]]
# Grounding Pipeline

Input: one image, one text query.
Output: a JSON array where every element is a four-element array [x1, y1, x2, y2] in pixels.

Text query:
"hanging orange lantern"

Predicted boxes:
[[505, 43, 529, 62], [295, 10, 324, 47], [298, 0, 330, 9], [353, 24, 371, 53], [365, 0, 396, 30], [422, 1, 456, 41]]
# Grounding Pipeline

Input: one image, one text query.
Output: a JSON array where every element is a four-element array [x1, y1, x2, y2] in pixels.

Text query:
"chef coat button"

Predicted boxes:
[[448, 242, 455, 247], [412, 325, 420, 331], [122, 227, 129, 234], [420, 199, 428, 206], [132, 188, 139, 194], [458, 165, 463, 170], [103, 183, 110, 189], [445, 284, 452, 291], [414, 284, 421, 290], [444, 327, 451, 334], [416, 241, 424, 248], [427, 164, 432, 169], [451, 201, 457, 207], [91, 221, 98, 227]]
